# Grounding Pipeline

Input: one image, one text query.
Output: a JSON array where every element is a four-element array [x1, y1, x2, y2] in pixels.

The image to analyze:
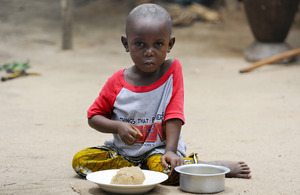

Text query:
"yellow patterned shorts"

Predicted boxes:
[[72, 146, 197, 185]]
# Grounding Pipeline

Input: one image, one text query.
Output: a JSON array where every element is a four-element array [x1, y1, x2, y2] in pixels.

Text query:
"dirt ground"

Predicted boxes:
[[1, 0, 300, 194]]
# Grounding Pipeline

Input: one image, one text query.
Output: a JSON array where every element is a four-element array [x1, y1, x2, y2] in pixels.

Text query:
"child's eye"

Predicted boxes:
[[135, 41, 144, 47], [155, 42, 164, 47]]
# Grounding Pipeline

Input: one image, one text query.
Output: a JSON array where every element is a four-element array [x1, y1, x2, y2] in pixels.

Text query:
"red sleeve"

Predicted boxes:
[[164, 60, 185, 124], [87, 70, 124, 119]]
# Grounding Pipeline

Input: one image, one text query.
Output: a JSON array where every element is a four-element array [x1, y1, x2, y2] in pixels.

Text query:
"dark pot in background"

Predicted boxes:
[[243, 0, 299, 62]]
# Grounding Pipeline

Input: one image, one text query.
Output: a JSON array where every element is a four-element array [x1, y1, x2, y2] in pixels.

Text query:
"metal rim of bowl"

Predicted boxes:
[[175, 164, 230, 176]]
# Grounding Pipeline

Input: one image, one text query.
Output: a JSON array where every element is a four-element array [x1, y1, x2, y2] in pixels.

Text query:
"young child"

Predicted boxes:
[[72, 3, 251, 184]]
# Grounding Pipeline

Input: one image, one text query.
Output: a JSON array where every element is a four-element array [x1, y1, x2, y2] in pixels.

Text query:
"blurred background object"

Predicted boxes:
[[243, 0, 300, 63]]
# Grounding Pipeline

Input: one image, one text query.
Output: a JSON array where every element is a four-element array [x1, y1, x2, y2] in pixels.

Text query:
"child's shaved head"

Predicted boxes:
[[126, 3, 172, 36]]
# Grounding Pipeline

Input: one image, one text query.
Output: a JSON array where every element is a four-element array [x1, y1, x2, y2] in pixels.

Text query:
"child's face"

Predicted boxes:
[[122, 19, 174, 73]]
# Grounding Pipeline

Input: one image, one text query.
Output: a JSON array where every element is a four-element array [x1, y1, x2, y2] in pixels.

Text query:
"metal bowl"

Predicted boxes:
[[175, 164, 230, 194]]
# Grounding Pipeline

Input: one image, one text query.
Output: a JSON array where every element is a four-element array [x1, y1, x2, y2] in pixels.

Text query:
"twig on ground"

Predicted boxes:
[[70, 183, 81, 194]]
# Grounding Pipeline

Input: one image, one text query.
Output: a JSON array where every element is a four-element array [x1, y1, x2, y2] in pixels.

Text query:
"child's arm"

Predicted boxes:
[[161, 118, 185, 171], [88, 115, 142, 145]]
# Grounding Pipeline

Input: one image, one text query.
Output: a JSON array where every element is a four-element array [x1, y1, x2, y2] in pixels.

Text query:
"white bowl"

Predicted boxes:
[[86, 169, 168, 194], [175, 164, 230, 194]]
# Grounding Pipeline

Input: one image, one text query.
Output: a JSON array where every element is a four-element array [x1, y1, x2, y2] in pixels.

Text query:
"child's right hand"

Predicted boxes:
[[116, 122, 142, 145]]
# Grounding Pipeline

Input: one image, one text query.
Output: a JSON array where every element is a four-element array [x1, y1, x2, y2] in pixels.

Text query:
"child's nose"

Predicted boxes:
[[144, 47, 154, 57]]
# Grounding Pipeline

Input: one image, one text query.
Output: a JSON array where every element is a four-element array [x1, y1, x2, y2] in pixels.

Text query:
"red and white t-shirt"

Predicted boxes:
[[88, 59, 186, 158]]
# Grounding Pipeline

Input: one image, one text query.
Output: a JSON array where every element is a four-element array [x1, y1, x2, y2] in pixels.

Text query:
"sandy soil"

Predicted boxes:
[[1, 0, 300, 194]]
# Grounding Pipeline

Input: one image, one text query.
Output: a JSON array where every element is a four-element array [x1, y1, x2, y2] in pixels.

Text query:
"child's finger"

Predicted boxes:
[[160, 156, 169, 170], [131, 125, 143, 137]]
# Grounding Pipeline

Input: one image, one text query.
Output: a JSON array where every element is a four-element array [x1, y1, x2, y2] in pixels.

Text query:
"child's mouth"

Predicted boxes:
[[143, 61, 154, 66]]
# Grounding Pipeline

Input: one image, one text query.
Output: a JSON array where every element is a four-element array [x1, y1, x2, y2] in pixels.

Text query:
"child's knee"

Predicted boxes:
[[72, 147, 134, 177], [146, 154, 164, 172], [71, 147, 108, 176], [72, 148, 93, 168]]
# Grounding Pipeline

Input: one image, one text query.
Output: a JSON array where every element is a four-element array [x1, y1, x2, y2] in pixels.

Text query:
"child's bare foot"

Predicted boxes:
[[198, 160, 251, 179]]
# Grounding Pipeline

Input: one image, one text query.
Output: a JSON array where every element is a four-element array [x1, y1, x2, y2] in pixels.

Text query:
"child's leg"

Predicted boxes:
[[185, 153, 251, 179], [198, 160, 251, 179], [145, 152, 251, 181], [72, 147, 134, 177]]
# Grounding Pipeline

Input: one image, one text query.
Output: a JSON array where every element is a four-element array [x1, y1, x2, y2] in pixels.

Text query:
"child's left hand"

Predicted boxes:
[[161, 151, 185, 178]]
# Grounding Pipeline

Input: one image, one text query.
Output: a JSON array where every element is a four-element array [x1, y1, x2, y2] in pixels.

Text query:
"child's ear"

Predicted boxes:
[[121, 35, 129, 52], [167, 36, 175, 53]]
